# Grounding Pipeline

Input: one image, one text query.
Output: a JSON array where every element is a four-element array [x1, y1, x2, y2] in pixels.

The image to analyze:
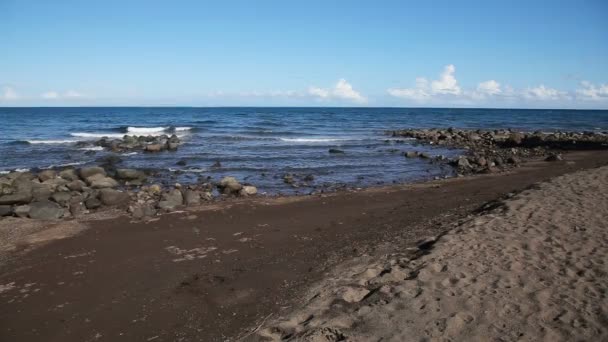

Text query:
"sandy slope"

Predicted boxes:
[[256, 165, 608, 341]]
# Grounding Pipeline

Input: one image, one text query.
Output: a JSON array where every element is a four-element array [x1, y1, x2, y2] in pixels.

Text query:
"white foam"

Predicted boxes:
[[168, 168, 207, 173], [175, 127, 192, 131], [121, 152, 138, 156], [79, 146, 104, 151], [41, 162, 85, 169], [279, 137, 348, 143], [27, 139, 76, 144], [15, 168, 30, 173], [71, 132, 125, 139], [127, 126, 168, 134], [0, 170, 10, 175]]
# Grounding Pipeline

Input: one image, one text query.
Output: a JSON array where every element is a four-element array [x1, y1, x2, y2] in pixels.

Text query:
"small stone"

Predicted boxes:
[[339, 286, 370, 303]]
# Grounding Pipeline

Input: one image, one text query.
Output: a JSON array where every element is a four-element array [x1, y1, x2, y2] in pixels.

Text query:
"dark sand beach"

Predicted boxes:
[[1, 150, 607, 341]]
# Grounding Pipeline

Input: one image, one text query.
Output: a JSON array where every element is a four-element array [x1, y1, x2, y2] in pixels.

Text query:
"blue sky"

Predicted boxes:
[[1, 0, 607, 108]]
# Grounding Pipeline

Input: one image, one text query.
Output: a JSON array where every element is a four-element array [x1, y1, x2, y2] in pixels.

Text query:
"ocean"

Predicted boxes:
[[1, 107, 607, 194]]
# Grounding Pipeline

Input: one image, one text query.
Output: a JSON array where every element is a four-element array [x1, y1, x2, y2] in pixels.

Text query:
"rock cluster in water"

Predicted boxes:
[[0, 166, 257, 220], [77, 134, 182, 153], [390, 128, 608, 175]]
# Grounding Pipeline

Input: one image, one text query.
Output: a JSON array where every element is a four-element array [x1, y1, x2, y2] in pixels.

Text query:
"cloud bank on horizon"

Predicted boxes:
[[2, 66, 606, 108]]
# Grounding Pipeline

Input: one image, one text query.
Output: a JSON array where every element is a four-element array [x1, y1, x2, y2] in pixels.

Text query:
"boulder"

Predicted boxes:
[[418, 152, 431, 159], [87, 174, 119, 189], [130, 204, 157, 219], [51, 192, 72, 207], [14, 205, 31, 218], [158, 189, 184, 210], [79, 166, 106, 179], [28, 201, 63, 220], [67, 180, 86, 192], [38, 170, 57, 182], [219, 176, 243, 194], [0, 187, 32, 205], [404, 151, 418, 158], [184, 190, 201, 206], [85, 197, 102, 210], [59, 168, 79, 182], [41, 177, 69, 191], [456, 156, 472, 169], [148, 184, 162, 195], [99, 189, 130, 207], [115, 169, 146, 181], [506, 132, 525, 146], [31, 183, 53, 201], [69, 197, 87, 217], [0, 205, 12, 217], [239, 186, 258, 196], [145, 144, 163, 152]]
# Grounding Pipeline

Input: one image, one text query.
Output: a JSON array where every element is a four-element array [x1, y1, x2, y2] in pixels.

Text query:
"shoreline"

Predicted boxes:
[[0, 149, 607, 341], [255, 161, 608, 341]]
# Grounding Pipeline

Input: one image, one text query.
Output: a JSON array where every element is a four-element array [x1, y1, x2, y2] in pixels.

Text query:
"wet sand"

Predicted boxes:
[[1, 151, 607, 341]]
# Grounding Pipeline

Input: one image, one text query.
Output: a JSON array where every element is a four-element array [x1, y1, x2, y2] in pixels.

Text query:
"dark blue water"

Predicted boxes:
[[1, 107, 607, 194]]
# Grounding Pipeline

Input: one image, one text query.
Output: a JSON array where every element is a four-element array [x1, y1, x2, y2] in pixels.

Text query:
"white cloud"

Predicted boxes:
[[431, 64, 461, 95], [576, 81, 608, 100], [308, 79, 367, 104], [476, 80, 501, 96], [522, 85, 568, 101], [41, 90, 85, 100], [1, 86, 19, 100], [388, 65, 462, 101], [386, 65, 601, 106], [42, 91, 59, 99]]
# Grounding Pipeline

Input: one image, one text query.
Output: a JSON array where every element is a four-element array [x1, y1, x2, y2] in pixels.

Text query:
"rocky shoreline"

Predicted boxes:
[[390, 128, 608, 175], [0, 165, 257, 221], [3, 128, 608, 221], [76, 134, 183, 153]]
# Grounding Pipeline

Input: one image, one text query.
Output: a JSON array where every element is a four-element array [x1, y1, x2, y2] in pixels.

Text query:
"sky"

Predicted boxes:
[[1, 0, 607, 108]]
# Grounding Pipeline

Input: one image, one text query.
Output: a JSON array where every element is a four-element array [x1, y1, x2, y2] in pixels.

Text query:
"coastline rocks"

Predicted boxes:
[[28, 201, 63, 220], [239, 185, 258, 196], [218, 176, 243, 195], [116, 169, 147, 181], [87, 174, 119, 189], [38, 170, 57, 182], [51, 192, 72, 207], [0, 205, 12, 217], [59, 169, 80, 181], [99, 189, 131, 207], [80, 166, 106, 179], [90, 134, 182, 153], [14, 205, 31, 218], [145, 144, 163, 152], [85, 197, 102, 210], [158, 189, 184, 210], [184, 190, 201, 206]]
